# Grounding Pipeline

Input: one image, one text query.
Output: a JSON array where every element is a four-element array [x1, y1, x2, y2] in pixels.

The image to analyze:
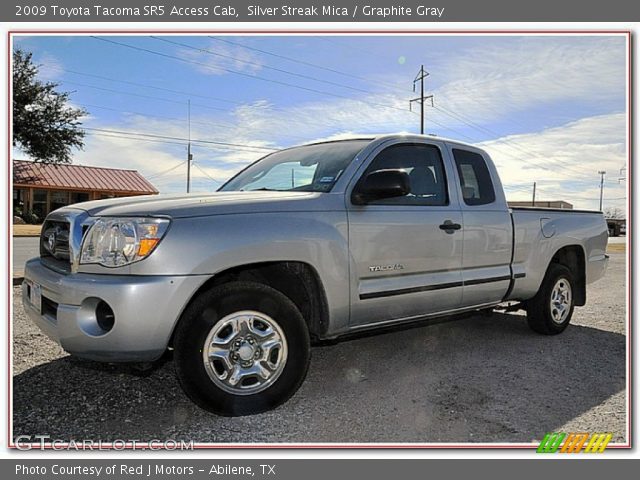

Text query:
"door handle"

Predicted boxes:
[[439, 220, 462, 232]]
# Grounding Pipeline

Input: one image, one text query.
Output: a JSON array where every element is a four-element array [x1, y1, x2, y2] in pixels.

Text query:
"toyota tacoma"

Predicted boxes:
[[23, 134, 609, 415]]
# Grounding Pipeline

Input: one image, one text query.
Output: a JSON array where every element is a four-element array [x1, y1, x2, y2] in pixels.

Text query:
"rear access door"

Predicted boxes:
[[447, 144, 513, 307]]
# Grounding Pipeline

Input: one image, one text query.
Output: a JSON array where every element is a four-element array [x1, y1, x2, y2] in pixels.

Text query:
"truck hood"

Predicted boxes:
[[69, 191, 333, 218]]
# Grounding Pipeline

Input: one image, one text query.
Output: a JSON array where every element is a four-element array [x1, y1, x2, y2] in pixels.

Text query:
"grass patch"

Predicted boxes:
[[13, 224, 42, 237], [607, 243, 626, 253]]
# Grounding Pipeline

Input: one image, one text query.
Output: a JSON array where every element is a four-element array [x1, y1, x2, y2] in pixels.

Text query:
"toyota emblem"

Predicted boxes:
[[47, 232, 56, 253]]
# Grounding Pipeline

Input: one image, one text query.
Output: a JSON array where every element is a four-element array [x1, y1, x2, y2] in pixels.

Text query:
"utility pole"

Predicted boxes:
[[409, 65, 434, 134], [598, 170, 606, 211], [186, 100, 193, 193], [532, 182, 536, 207]]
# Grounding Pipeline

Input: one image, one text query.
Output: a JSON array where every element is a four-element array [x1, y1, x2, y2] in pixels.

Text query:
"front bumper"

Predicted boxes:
[[22, 258, 208, 362]]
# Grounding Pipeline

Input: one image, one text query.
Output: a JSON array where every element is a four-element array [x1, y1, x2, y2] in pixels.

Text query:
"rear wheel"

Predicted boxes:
[[526, 264, 575, 335], [173, 281, 310, 416]]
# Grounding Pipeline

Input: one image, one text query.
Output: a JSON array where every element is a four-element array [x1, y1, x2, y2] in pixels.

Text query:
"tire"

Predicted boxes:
[[526, 264, 575, 335], [173, 281, 310, 416]]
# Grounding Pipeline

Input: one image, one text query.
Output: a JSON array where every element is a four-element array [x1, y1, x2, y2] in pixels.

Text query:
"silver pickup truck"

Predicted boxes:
[[23, 134, 609, 416]]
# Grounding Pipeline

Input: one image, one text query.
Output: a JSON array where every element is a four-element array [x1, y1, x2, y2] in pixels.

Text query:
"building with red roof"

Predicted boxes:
[[13, 160, 158, 219]]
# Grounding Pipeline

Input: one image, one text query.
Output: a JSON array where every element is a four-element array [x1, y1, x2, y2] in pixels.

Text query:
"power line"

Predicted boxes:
[[51, 65, 387, 135], [61, 79, 205, 107], [146, 160, 189, 180], [73, 101, 313, 144], [84, 132, 273, 160], [153, 36, 374, 95], [75, 87, 610, 189], [78, 103, 237, 132], [48, 65, 241, 106], [192, 161, 222, 185], [83, 127, 277, 152], [91, 36, 413, 115], [209, 36, 409, 93], [432, 104, 593, 179], [436, 91, 533, 133], [73, 39, 564, 170], [85, 131, 189, 148], [69, 37, 617, 186], [432, 105, 621, 185], [61, 71, 408, 144], [89, 35, 611, 174], [61, 79, 247, 115]]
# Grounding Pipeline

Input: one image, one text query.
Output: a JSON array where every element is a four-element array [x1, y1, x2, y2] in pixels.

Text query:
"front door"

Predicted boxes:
[[347, 141, 464, 328]]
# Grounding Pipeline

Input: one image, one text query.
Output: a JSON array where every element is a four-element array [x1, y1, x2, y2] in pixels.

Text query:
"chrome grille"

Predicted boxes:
[[41, 220, 71, 259], [39, 209, 91, 274], [40, 219, 71, 272]]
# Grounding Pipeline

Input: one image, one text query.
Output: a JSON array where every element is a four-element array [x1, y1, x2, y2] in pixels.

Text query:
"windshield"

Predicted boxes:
[[219, 140, 371, 193]]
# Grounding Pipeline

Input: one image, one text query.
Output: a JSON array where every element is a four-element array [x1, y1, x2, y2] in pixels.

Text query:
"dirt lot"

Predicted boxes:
[[12, 253, 627, 444]]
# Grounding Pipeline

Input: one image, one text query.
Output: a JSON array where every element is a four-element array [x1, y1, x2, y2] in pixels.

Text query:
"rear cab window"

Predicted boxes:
[[452, 148, 496, 206]]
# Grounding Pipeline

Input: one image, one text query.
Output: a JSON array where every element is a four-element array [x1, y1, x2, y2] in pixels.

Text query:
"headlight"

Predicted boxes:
[[80, 217, 170, 267]]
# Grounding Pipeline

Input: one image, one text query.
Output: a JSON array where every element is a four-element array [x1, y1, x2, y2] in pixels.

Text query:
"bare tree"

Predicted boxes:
[[603, 207, 625, 219]]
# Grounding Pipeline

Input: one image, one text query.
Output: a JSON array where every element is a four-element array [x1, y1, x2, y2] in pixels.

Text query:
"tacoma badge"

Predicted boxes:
[[369, 264, 405, 272]]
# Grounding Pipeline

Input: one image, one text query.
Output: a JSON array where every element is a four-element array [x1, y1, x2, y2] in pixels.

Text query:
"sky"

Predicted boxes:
[[12, 34, 628, 212]]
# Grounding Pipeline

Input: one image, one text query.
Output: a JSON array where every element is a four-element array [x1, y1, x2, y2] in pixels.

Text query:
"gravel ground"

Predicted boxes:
[[12, 253, 627, 444]]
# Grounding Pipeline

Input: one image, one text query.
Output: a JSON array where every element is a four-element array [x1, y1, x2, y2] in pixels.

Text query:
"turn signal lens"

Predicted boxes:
[[138, 238, 160, 257]]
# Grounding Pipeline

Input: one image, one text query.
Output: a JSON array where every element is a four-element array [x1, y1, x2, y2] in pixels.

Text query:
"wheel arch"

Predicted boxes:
[[547, 244, 586, 306], [169, 261, 330, 347]]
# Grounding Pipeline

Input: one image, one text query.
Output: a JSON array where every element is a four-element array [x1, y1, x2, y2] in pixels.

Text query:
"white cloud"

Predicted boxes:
[[179, 39, 265, 76], [481, 112, 627, 212], [431, 37, 626, 124], [35, 53, 65, 82]]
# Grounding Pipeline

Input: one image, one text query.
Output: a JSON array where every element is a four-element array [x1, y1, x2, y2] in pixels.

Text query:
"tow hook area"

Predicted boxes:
[[127, 351, 173, 377]]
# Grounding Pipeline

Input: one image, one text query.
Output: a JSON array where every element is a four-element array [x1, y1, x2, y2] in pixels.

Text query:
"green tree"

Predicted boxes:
[[13, 49, 86, 164]]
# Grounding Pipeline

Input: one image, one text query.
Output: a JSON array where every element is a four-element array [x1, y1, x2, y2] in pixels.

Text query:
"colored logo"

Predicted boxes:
[[537, 432, 612, 453]]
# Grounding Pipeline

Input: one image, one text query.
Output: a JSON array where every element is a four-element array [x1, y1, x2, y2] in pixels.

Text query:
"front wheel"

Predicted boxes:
[[526, 264, 575, 335], [173, 281, 310, 416]]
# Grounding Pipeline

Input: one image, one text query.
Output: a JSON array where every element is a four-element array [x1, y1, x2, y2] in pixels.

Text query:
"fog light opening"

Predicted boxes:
[[96, 300, 115, 333]]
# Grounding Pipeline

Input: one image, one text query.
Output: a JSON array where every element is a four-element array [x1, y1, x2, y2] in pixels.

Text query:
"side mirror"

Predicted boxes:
[[352, 169, 411, 205]]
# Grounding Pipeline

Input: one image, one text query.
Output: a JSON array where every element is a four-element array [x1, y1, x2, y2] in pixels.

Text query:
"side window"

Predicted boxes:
[[361, 143, 448, 206], [452, 149, 496, 206]]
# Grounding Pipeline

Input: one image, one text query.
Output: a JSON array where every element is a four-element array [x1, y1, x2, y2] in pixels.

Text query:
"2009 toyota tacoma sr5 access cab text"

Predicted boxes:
[[23, 134, 609, 416]]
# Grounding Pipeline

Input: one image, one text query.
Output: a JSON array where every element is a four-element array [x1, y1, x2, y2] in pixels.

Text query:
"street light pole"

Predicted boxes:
[[186, 99, 193, 193], [598, 170, 606, 211]]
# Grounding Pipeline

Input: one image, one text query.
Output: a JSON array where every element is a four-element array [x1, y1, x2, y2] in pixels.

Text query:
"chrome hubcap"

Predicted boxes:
[[202, 311, 288, 395], [550, 278, 572, 324]]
